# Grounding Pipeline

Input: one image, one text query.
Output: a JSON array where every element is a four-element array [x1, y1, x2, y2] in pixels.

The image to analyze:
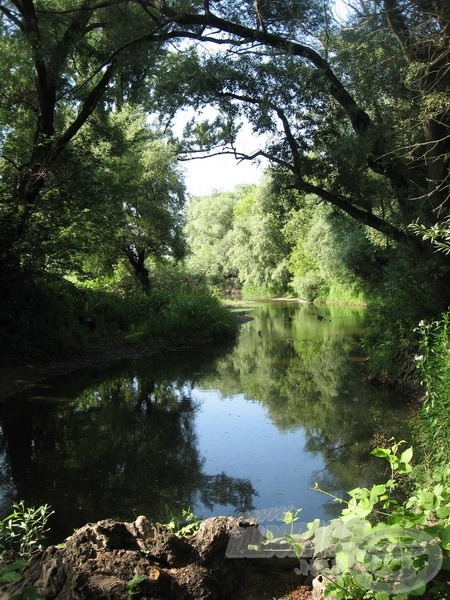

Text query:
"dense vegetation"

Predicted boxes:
[[0, 0, 449, 595], [0, 0, 448, 357], [184, 179, 372, 302]]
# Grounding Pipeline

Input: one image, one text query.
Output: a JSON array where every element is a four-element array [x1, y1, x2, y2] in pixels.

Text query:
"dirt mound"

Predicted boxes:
[[0, 516, 311, 599]]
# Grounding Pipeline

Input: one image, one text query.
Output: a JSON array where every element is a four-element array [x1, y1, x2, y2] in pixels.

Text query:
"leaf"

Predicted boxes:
[[0, 570, 22, 583], [409, 583, 427, 596], [400, 447, 413, 465], [373, 592, 390, 600], [437, 526, 450, 549], [1, 561, 27, 572], [371, 448, 391, 458]]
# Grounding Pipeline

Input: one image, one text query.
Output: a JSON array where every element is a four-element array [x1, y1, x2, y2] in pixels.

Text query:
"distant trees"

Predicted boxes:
[[184, 176, 373, 302], [185, 180, 293, 297], [0, 0, 449, 318]]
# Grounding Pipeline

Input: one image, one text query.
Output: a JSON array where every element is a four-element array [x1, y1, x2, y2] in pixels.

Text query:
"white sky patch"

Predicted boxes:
[[172, 107, 268, 197], [174, 0, 351, 197], [183, 152, 264, 197]]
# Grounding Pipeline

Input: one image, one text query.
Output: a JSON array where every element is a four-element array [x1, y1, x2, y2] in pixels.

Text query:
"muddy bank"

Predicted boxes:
[[0, 516, 313, 600], [0, 311, 254, 402], [0, 337, 181, 401]]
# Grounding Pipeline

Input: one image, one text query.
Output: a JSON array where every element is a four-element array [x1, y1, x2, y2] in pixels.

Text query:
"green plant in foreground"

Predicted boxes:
[[249, 441, 450, 599], [414, 313, 450, 465], [164, 508, 202, 538], [315, 442, 450, 599], [126, 573, 146, 599], [0, 501, 54, 557]]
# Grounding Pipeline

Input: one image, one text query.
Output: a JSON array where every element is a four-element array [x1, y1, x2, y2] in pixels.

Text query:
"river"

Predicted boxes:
[[0, 301, 411, 544]]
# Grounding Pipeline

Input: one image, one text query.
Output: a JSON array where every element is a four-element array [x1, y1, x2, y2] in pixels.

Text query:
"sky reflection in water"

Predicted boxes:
[[0, 302, 411, 543]]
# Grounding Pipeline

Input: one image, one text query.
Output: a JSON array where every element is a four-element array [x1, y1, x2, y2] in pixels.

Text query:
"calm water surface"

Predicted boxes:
[[0, 302, 411, 543]]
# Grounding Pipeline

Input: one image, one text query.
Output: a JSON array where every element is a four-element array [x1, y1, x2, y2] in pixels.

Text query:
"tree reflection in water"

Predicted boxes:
[[0, 302, 411, 540], [201, 302, 411, 517], [0, 347, 256, 544]]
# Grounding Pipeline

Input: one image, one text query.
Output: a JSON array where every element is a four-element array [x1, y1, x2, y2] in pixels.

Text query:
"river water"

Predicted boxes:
[[0, 301, 410, 543]]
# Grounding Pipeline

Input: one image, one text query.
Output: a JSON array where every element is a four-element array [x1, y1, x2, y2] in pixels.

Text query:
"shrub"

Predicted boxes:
[[414, 313, 450, 465]]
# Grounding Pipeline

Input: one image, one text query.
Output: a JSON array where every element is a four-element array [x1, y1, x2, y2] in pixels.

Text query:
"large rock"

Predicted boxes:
[[0, 516, 307, 599]]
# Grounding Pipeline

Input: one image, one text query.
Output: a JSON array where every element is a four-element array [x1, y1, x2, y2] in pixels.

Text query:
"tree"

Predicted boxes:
[[226, 177, 293, 296], [184, 188, 244, 288], [1, 0, 449, 312], [0, 0, 184, 289], [149, 0, 449, 310], [106, 110, 186, 291]]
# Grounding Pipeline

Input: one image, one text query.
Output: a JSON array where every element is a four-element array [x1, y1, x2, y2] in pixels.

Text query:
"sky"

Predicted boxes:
[[173, 109, 268, 197], [176, 0, 350, 198], [182, 152, 265, 197]]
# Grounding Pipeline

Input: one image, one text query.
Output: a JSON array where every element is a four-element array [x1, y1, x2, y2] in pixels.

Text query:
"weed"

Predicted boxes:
[[164, 508, 202, 538], [0, 501, 54, 557]]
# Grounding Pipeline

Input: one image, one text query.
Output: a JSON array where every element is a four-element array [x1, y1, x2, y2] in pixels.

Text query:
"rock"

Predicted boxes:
[[0, 516, 311, 599], [143, 522, 198, 567], [312, 575, 327, 599], [192, 516, 257, 562]]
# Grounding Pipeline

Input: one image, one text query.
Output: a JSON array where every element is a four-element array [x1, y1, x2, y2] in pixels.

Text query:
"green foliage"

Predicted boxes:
[[361, 241, 450, 379], [414, 314, 450, 465], [10, 586, 44, 600], [184, 178, 373, 303], [0, 561, 28, 585], [0, 273, 93, 353], [159, 285, 238, 342], [164, 508, 202, 538], [409, 218, 450, 256], [0, 264, 238, 356], [126, 574, 146, 600], [249, 441, 450, 599], [0, 502, 54, 557], [184, 188, 243, 289]]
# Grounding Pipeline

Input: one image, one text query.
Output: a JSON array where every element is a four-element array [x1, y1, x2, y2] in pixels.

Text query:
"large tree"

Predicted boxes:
[[151, 0, 449, 309], [152, 1, 446, 229], [1, 0, 449, 307], [0, 0, 176, 287]]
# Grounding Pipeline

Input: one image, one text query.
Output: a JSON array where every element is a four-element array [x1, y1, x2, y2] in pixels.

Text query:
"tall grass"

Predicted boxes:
[[0, 270, 238, 356], [316, 281, 369, 306], [414, 313, 450, 465]]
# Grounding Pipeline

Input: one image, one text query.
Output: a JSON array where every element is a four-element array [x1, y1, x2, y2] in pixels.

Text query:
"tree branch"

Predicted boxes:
[[161, 8, 373, 135], [295, 179, 411, 243]]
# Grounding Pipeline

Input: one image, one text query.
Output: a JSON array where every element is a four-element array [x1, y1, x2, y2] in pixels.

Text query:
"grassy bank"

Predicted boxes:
[[0, 269, 239, 358]]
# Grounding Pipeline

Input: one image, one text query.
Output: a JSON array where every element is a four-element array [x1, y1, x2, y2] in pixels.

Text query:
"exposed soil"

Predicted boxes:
[[0, 517, 314, 600]]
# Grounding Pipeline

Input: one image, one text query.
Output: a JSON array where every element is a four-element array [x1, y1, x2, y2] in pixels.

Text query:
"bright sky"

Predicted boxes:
[[173, 109, 267, 197], [183, 152, 264, 197], [177, 0, 350, 198]]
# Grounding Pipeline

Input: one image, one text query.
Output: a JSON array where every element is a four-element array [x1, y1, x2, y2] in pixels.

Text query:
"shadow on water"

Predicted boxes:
[[0, 301, 411, 543]]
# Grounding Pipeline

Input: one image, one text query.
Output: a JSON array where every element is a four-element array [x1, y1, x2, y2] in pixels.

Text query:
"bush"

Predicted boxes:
[[290, 271, 329, 302], [157, 286, 238, 342], [414, 313, 450, 466], [0, 268, 239, 357]]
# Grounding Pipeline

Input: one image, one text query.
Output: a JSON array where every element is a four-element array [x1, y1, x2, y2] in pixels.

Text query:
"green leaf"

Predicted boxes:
[[400, 447, 413, 465], [409, 583, 427, 596], [0, 570, 22, 584], [437, 526, 450, 549], [371, 448, 390, 458]]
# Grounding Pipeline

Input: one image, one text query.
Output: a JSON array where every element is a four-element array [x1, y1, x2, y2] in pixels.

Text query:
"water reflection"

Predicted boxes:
[[198, 302, 410, 517], [0, 302, 411, 542], [0, 348, 256, 543]]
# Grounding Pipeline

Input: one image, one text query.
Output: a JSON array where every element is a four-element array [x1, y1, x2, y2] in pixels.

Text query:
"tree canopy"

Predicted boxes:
[[0, 0, 449, 320]]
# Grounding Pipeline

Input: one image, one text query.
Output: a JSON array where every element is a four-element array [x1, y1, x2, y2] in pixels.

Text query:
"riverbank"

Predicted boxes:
[[1, 516, 314, 600], [0, 310, 255, 401], [0, 337, 211, 401]]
